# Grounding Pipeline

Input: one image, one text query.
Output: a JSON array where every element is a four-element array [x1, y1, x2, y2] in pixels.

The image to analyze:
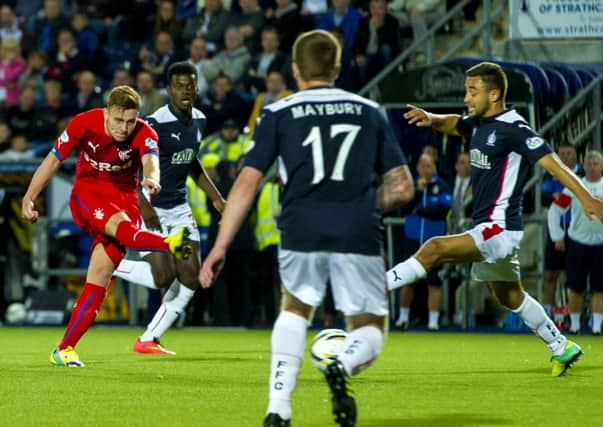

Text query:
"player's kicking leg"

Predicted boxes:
[[387, 232, 482, 291]]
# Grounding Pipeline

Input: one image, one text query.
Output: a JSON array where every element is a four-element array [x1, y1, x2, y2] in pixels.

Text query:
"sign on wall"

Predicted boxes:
[[509, 0, 603, 38]]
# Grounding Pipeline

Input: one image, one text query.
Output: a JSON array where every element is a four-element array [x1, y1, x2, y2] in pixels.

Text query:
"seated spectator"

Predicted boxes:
[[186, 37, 211, 99], [301, 0, 328, 20], [45, 28, 87, 95], [199, 73, 250, 134], [136, 70, 167, 116], [0, 121, 11, 153], [318, 0, 361, 53], [0, 38, 27, 107], [71, 10, 98, 63], [18, 50, 48, 104], [331, 27, 358, 91], [389, 0, 446, 57], [132, 31, 178, 88], [182, 0, 231, 52], [269, 0, 310, 54], [153, 0, 183, 45], [0, 5, 31, 54], [353, 0, 401, 86], [0, 134, 35, 161], [247, 71, 292, 136], [6, 86, 37, 139], [200, 118, 250, 165], [245, 26, 289, 94], [102, 67, 133, 103], [71, 70, 104, 114], [29, 0, 71, 56], [31, 79, 69, 141], [202, 27, 251, 91], [229, 0, 265, 54]]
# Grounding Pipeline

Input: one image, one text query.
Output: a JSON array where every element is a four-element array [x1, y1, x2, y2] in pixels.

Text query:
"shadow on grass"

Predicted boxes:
[[362, 413, 513, 426]]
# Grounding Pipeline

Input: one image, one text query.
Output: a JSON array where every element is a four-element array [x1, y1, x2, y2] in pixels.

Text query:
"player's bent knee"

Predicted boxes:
[[346, 313, 386, 332], [418, 237, 443, 266], [281, 290, 313, 319]]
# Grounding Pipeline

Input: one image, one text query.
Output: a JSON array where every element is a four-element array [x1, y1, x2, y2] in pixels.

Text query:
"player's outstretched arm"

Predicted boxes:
[[21, 152, 62, 223], [190, 159, 226, 213], [538, 152, 603, 222], [141, 153, 162, 195], [377, 164, 414, 214], [199, 166, 264, 288], [404, 104, 461, 136]]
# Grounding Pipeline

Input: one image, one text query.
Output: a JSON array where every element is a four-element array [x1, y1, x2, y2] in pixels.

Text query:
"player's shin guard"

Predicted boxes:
[[140, 280, 193, 342], [114, 259, 156, 289], [386, 256, 427, 290], [267, 310, 307, 421], [115, 221, 170, 252], [59, 283, 106, 350], [513, 291, 567, 356], [337, 325, 383, 376]]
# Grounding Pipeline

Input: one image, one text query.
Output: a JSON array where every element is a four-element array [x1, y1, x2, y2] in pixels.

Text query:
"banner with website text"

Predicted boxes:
[[509, 0, 603, 38]]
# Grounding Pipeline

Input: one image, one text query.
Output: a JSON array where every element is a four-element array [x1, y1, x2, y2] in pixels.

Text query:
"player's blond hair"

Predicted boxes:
[[292, 30, 341, 82], [107, 85, 141, 111]]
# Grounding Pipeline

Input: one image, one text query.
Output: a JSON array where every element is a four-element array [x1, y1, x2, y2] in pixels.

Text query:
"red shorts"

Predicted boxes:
[[70, 184, 141, 265]]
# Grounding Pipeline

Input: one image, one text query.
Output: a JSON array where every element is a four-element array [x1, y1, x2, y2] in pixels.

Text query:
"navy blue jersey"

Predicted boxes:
[[244, 87, 407, 255], [456, 108, 552, 230], [146, 104, 206, 208]]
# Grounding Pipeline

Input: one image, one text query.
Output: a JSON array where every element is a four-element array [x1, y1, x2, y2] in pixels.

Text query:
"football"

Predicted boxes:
[[5, 302, 27, 325], [310, 328, 347, 372]]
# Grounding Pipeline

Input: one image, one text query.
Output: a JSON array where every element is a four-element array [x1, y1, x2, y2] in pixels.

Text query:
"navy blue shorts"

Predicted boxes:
[[544, 232, 567, 271], [565, 238, 603, 293]]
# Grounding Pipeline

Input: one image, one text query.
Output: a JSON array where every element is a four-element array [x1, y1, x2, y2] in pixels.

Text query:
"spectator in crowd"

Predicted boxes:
[[135, 70, 167, 117], [199, 73, 250, 134], [247, 70, 292, 136], [449, 151, 471, 234], [31, 79, 68, 141], [0, 133, 35, 160], [301, 0, 328, 20], [202, 27, 251, 91], [548, 150, 603, 335], [318, 0, 361, 53], [133, 31, 178, 88], [0, 38, 26, 106], [396, 153, 451, 330], [6, 86, 37, 139], [182, 0, 231, 52], [70, 10, 98, 63], [329, 27, 358, 91], [102, 67, 134, 103], [200, 118, 250, 164], [186, 37, 211, 98], [45, 28, 87, 94], [153, 0, 183, 44], [270, 0, 309, 54], [0, 121, 11, 152], [541, 143, 582, 318], [18, 50, 48, 103], [245, 26, 289, 94], [353, 0, 401, 86], [229, 0, 265, 54], [72, 70, 103, 114], [0, 5, 31, 54], [388, 0, 446, 61], [30, 0, 71, 56]]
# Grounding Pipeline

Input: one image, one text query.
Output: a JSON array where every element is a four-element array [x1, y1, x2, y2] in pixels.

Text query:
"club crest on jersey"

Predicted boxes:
[[145, 137, 158, 150], [526, 136, 545, 150], [118, 148, 132, 161], [470, 148, 491, 170], [486, 130, 496, 146], [93, 208, 104, 220], [58, 130, 69, 145]]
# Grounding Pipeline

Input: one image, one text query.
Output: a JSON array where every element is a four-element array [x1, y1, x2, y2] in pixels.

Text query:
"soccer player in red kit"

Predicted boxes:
[[21, 85, 191, 367]]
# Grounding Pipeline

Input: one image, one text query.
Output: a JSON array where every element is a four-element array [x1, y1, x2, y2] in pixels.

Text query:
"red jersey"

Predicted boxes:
[[52, 109, 159, 192]]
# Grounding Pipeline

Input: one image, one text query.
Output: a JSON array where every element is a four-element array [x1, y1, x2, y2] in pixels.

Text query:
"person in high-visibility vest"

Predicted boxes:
[[253, 180, 281, 325], [187, 153, 221, 256], [199, 119, 250, 165]]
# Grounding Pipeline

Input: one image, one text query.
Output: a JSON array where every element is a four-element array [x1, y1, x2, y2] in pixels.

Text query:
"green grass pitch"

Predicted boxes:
[[1, 328, 602, 426]]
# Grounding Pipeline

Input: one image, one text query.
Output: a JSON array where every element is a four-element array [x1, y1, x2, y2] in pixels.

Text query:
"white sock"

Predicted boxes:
[[337, 325, 383, 376], [267, 311, 307, 420], [544, 304, 553, 318], [570, 313, 581, 332], [140, 281, 195, 342], [513, 292, 566, 356], [428, 311, 440, 329], [397, 307, 410, 324], [114, 260, 156, 289], [592, 313, 603, 334], [387, 257, 427, 290]]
